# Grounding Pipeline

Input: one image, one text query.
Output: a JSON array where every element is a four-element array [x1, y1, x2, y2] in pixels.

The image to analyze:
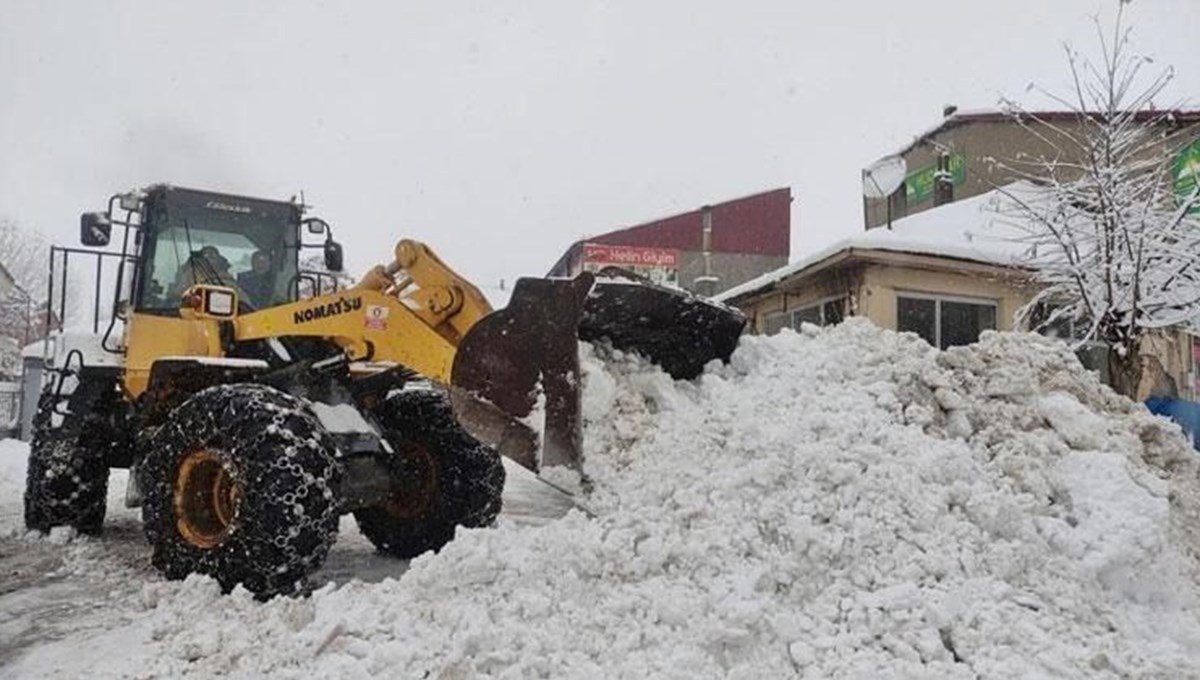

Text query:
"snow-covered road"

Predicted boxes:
[[2, 321, 1200, 678], [0, 452, 574, 676]]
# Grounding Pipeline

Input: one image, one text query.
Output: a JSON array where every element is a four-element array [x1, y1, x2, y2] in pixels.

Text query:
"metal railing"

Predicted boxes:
[[46, 245, 137, 351]]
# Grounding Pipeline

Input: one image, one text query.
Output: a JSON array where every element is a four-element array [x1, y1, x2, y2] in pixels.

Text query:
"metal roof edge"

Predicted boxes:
[[868, 108, 1200, 169]]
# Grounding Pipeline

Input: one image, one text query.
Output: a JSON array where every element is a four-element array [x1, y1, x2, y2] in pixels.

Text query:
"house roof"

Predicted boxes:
[[587, 187, 790, 255], [883, 107, 1200, 160], [717, 183, 1034, 304]]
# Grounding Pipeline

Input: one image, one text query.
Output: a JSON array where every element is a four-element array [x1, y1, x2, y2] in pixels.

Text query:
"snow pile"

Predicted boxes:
[[8, 320, 1200, 678]]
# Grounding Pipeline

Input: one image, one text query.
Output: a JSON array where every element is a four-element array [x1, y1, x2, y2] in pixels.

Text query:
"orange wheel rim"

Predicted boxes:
[[382, 444, 438, 519], [174, 449, 241, 549]]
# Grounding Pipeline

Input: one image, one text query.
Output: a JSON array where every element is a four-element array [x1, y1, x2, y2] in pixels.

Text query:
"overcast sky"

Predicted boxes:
[[2, 0, 1197, 304]]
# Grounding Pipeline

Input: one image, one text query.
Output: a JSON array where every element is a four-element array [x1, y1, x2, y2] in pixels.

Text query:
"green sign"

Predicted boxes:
[[1174, 137, 1200, 216], [905, 153, 966, 205]]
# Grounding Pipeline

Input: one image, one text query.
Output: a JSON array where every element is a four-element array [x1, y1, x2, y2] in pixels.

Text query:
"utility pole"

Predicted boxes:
[[695, 205, 719, 297]]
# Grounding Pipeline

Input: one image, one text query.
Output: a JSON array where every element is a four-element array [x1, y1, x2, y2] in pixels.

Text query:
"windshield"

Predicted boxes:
[[137, 190, 299, 312]]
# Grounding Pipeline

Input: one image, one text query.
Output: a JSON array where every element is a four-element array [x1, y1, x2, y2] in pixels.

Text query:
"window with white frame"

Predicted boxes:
[[762, 312, 789, 335], [791, 305, 821, 327], [791, 298, 845, 329], [761, 298, 847, 335], [896, 293, 997, 349]]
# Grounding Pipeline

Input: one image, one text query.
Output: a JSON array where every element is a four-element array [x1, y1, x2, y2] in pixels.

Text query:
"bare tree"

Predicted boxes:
[[989, 3, 1200, 398], [0, 218, 51, 342]]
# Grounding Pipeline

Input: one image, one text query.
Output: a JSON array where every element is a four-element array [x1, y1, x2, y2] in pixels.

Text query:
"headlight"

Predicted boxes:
[[205, 289, 236, 316]]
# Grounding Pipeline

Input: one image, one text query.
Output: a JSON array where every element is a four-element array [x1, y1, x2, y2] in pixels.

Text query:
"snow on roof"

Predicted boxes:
[[881, 107, 1005, 159], [718, 183, 1034, 303]]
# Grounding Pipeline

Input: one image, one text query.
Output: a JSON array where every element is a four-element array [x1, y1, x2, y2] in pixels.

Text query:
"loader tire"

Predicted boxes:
[[140, 384, 342, 598], [355, 390, 505, 559], [24, 392, 109, 535]]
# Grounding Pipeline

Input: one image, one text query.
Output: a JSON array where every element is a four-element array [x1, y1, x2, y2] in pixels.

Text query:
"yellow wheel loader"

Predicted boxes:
[[24, 185, 744, 597]]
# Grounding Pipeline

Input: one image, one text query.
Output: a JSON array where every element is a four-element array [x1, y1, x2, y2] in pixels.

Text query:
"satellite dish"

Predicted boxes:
[[862, 156, 907, 199]]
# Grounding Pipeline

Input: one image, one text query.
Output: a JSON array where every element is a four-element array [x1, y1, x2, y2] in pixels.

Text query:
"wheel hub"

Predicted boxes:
[[382, 443, 438, 519], [173, 449, 241, 549]]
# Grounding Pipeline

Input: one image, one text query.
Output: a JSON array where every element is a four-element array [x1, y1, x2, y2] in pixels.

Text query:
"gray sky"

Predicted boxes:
[[2, 0, 1197, 304]]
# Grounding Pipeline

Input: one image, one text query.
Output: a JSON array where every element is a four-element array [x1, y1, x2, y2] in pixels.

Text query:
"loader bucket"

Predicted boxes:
[[580, 268, 746, 380], [451, 273, 595, 473], [450, 268, 746, 474]]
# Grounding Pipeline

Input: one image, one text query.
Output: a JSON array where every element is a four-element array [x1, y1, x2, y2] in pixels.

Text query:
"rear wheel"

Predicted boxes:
[[355, 390, 505, 558], [140, 384, 342, 598], [24, 389, 110, 535]]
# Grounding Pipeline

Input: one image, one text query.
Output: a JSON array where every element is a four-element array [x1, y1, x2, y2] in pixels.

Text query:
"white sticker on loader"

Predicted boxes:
[[365, 305, 389, 330]]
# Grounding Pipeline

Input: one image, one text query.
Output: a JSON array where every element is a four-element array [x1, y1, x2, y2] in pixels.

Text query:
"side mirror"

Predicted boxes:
[[303, 218, 330, 235], [81, 212, 112, 247], [324, 240, 344, 272]]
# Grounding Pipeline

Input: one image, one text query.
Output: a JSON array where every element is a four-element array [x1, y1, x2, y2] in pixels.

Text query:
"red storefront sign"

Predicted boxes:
[[582, 243, 679, 285], [583, 243, 678, 268]]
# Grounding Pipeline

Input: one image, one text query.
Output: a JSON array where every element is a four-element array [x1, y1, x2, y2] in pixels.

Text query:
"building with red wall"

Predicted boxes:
[[547, 188, 791, 296]]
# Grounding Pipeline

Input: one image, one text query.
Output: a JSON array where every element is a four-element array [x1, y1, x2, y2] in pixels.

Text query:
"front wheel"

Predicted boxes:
[[354, 390, 505, 558], [140, 384, 342, 598], [24, 390, 109, 535]]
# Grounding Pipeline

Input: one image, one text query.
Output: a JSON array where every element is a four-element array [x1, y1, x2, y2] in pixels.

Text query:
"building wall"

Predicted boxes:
[[730, 254, 1196, 400], [1138, 330, 1196, 401], [547, 188, 792, 296], [865, 115, 1200, 229], [18, 356, 41, 441], [857, 262, 1032, 332], [735, 256, 1033, 337], [740, 264, 864, 334], [676, 251, 789, 295], [548, 244, 781, 294], [548, 244, 585, 281]]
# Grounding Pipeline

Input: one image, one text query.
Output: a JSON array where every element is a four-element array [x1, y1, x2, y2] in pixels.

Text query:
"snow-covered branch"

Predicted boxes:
[[988, 4, 1200, 397]]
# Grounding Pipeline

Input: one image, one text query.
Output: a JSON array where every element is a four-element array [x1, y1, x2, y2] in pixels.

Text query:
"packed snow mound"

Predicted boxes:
[[44, 321, 1200, 677]]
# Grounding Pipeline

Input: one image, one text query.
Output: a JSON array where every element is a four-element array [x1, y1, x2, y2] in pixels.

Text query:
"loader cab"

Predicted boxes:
[[120, 186, 338, 315]]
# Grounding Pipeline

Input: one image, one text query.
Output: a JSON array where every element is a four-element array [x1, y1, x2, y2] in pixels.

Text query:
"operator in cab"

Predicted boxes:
[[237, 250, 275, 308], [172, 246, 237, 296]]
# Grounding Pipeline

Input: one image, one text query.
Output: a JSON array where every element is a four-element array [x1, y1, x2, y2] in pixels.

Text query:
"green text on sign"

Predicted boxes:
[[1175, 137, 1200, 216], [906, 154, 965, 205]]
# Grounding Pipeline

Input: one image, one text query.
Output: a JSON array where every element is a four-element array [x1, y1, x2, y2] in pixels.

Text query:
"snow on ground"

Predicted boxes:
[[3, 320, 1200, 678]]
